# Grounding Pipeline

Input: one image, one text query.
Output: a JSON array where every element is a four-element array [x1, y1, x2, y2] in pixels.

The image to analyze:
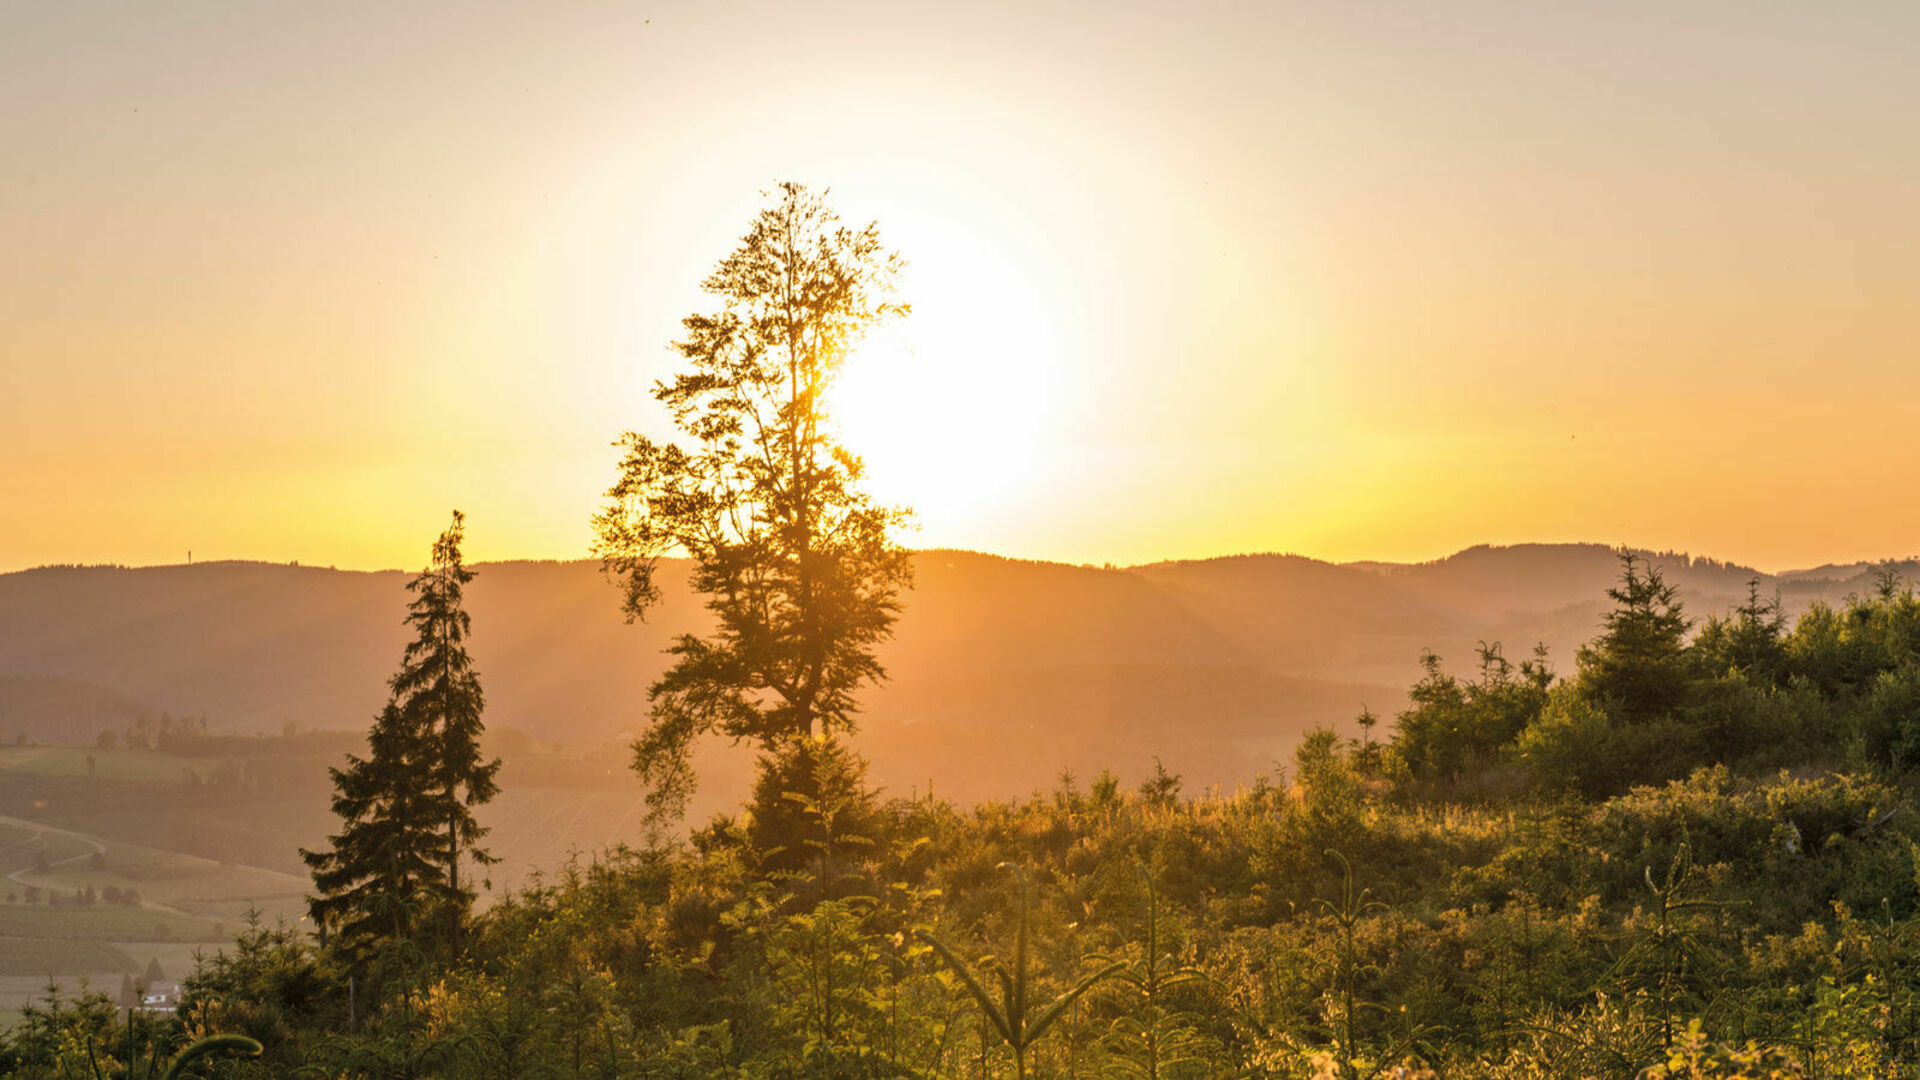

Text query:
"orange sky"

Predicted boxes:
[[4, 2, 1919, 574]]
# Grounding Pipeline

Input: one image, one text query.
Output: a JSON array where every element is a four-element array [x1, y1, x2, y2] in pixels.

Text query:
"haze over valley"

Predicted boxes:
[[3, 541, 1906, 810]]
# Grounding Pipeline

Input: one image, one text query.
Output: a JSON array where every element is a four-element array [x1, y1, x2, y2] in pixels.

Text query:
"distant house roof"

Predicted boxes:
[[136, 980, 183, 1013]]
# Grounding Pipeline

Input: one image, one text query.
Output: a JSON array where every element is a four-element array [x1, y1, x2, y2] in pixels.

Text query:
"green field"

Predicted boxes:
[[0, 746, 200, 783], [0, 936, 134, 978], [0, 740, 699, 1036], [0, 805, 312, 1040], [0, 942, 210, 988], [0, 821, 98, 871], [183, 895, 307, 926], [0, 903, 225, 943], [29, 861, 306, 903]]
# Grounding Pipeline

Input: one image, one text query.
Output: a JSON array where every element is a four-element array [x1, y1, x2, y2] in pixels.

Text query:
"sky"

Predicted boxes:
[[4, 1, 1919, 573]]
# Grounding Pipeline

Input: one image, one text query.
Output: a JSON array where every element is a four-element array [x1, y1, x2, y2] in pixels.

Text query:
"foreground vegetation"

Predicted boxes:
[[10, 557, 1920, 1077]]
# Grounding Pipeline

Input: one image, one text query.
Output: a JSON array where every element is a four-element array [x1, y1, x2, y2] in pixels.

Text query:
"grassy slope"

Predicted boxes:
[[0, 747, 313, 1025]]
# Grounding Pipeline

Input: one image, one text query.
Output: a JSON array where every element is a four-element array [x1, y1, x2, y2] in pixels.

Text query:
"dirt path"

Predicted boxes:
[[0, 815, 107, 887]]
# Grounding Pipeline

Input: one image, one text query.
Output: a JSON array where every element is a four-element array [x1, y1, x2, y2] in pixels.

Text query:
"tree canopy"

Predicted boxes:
[[594, 182, 913, 821]]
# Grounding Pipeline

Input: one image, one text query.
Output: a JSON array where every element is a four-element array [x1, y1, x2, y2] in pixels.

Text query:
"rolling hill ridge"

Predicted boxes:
[[0, 544, 1908, 803]]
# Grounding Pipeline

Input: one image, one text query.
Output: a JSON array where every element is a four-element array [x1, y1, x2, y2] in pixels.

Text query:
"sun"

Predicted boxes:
[[826, 213, 1067, 537]]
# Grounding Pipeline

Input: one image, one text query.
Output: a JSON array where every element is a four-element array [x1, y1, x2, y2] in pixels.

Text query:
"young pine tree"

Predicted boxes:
[[1576, 552, 1695, 725], [302, 511, 500, 969]]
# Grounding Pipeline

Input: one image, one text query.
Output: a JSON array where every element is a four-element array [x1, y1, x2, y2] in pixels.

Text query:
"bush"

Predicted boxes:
[[1515, 686, 1703, 798], [1689, 675, 1836, 771], [1872, 662, 1920, 772]]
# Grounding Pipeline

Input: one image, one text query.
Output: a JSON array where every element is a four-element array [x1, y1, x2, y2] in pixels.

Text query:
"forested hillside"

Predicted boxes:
[[2, 546, 1906, 804], [10, 554, 1920, 1077]]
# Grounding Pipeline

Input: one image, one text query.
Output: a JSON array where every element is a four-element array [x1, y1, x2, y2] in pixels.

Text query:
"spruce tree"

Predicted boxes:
[[301, 511, 499, 969], [301, 701, 443, 970], [392, 510, 499, 929], [1576, 552, 1695, 724]]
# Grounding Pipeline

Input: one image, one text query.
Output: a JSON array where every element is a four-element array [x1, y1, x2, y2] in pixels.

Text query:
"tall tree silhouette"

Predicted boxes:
[[395, 510, 499, 924], [594, 183, 912, 821], [302, 697, 443, 971], [302, 511, 498, 967]]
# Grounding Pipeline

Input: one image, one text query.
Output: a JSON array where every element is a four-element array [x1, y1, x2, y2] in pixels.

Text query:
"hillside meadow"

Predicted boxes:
[[10, 557, 1920, 1076]]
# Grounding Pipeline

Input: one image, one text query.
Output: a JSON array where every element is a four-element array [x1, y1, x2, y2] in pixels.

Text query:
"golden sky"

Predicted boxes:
[[4, 2, 1918, 573]]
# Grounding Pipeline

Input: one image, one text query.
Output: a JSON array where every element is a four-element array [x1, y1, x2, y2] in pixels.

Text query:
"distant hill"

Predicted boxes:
[[0, 545, 1903, 805]]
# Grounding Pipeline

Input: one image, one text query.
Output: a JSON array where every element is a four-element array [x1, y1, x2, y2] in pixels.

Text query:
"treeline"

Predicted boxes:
[[8, 554, 1920, 1077], [1393, 555, 1920, 797], [0, 675, 152, 747]]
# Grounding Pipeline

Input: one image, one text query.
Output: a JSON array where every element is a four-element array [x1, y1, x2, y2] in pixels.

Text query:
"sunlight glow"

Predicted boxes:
[[827, 213, 1066, 534]]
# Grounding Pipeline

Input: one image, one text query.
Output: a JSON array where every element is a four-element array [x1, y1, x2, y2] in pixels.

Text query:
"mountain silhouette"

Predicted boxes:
[[0, 545, 1903, 803]]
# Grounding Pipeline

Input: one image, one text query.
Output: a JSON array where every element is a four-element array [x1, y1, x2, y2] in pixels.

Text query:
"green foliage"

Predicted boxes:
[[747, 734, 882, 885], [0, 982, 263, 1080], [593, 182, 913, 824], [1310, 851, 1400, 1078], [1392, 643, 1550, 789], [1091, 863, 1220, 1080], [394, 510, 501, 913], [179, 910, 337, 1070], [1290, 727, 1367, 856], [144, 746, 1920, 1079], [743, 895, 906, 1076], [1605, 841, 1738, 1049], [3, 983, 120, 1079], [1513, 684, 1701, 797], [127, 540, 1920, 1078], [300, 697, 447, 973], [303, 511, 499, 978], [1577, 552, 1695, 725], [1137, 760, 1184, 810], [1782, 579, 1920, 701], [157, 1034, 264, 1080], [1497, 559, 1920, 796], [1391, 652, 1469, 782], [915, 865, 1123, 1080], [1687, 674, 1834, 770], [1640, 1022, 1806, 1079], [1692, 579, 1788, 687], [1871, 660, 1920, 771]]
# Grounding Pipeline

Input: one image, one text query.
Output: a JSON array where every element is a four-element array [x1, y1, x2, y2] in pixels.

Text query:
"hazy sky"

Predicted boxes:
[[5, 1, 1918, 573]]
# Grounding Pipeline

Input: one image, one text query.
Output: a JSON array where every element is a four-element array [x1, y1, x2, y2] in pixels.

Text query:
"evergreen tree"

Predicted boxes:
[[301, 511, 498, 969], [393, 510, 499, 928], [746, 733, 880, 885], [1393, 650, 1469, 780], [1576, 552, 1695, 724], [302, 700, 444, 971], [1694, 576, 1787, 685]]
